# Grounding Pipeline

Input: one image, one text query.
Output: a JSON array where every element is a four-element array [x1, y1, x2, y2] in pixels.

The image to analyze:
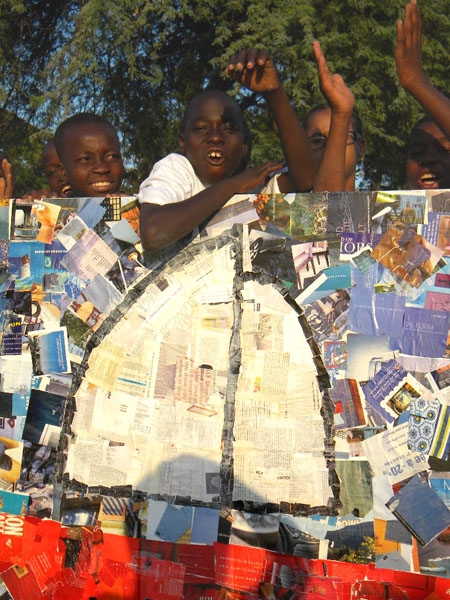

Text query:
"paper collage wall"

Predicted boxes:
[[0, 190, 449, 598]]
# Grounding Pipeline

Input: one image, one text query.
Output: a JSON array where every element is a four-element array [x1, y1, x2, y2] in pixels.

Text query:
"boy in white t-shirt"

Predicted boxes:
[[139, 49, 316, 251]]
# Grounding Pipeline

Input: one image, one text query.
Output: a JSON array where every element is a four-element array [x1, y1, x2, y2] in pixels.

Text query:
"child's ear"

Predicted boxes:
[[241, 143, 249, 159], [178, 134, 185, 155]]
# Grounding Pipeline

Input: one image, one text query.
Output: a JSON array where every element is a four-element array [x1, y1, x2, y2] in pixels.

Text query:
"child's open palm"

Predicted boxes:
[[313, 41, 354, 114], [396, 0, 424, 91], [226, 49, 280, 94]]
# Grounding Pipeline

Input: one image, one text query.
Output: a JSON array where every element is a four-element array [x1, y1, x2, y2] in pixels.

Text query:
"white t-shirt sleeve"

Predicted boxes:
[[262, 171, 283, 194], [138, 153, 205, 206]]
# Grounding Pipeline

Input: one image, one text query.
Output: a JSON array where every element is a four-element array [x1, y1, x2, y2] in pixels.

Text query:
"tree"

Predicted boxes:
[[0, 0, 74, 193], [1, 0, 450, 193]]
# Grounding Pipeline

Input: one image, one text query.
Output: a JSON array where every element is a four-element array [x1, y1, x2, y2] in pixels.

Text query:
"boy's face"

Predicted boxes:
[[60, 123, 125, 197], [305, 107, 365, 183], [407, 121, 450, 190], [43, 144, 71, 197], [179, 93, 248, 185]]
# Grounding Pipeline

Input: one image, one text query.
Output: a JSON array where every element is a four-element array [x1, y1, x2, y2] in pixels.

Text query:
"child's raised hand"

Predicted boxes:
[[232, 160, 284, 194], [226, 49, 279, 94], [0, 159, 13, 201], [313, 41, 354, 114], [396, 0, 424, 91]]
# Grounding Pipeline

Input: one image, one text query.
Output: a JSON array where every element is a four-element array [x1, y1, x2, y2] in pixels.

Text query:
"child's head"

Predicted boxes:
[[406, 117, 450, 190], [43, 139, 71, 198], [179, 89, 250, 185], [305, 104, 366, 189], [54, 113, 124, 197]]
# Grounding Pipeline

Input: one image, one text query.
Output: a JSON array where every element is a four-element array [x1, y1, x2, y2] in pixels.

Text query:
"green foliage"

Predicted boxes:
[[1, 112, 48, 196], [328, 536, 375, 564], [0, 0, 449, 192], [0, 0, 73, 194]]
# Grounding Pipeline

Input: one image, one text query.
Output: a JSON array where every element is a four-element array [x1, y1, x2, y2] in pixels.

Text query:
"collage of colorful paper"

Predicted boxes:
[[0, 190, 449, 599]]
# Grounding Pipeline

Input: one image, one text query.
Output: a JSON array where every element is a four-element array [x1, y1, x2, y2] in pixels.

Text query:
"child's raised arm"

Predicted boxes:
[[396, 0, 450, 140], [311, 41, 355, 192], [226, 49, 316, 192]]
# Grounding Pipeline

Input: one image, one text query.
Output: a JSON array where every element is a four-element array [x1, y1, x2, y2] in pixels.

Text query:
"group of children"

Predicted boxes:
[[1, 0, 449, 252]]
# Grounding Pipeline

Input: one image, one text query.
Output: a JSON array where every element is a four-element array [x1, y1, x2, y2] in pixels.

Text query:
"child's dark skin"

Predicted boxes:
[[308, 41, 362, 192], [140, 49, 315, 251], [23, 140, 69, 201], [0, 157, 13, 201], [396, 0, 450, 142], [407, 121, 450, 190], [58, 123, 125, 197], [140, 91, 282, 251], [396, 0, 450, 189], [43, 140, 71, 198], [306, 106, 365, 192], [226, 49, 316, 193]]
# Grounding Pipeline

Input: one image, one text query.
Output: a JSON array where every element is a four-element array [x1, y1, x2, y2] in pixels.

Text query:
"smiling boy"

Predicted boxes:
[[180, 92, 249, 186], [54, 113, 125, 197], [139, 49, 316, 251], [396, 0, 450, 190], [406, 119, 450, 190], [139, 89, 282, 251]]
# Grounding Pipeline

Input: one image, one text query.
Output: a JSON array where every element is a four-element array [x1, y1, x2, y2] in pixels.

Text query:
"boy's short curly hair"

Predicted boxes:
[[54, 113, 119, 160]]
